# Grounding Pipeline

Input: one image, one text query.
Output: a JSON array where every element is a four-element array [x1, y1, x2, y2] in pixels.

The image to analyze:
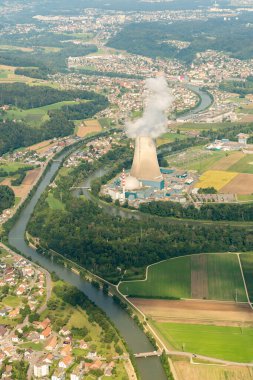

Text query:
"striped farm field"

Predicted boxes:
[[119, 254, 247, 301], [196, 170, 238, 191]]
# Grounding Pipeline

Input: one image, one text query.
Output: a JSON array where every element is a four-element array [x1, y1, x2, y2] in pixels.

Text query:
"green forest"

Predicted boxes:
[[0, 185, 15, 213]]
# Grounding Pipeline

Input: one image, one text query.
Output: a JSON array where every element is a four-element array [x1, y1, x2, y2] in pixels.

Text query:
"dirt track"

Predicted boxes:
[[130, 298, 253, 326]]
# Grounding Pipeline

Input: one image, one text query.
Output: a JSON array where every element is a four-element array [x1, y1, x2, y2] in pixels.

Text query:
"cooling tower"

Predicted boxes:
[[130, 136, 162, 183]]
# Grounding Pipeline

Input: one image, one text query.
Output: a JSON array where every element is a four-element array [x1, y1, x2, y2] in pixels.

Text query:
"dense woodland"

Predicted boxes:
[[108, 16, 253, 63], [140, 201, 253, 222], [0, 185, 15, 213]]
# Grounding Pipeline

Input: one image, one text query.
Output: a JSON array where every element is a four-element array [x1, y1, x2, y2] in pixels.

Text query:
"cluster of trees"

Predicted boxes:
[[15, 67, 52, 80], [61, 97, 109, 120], [200, 122, 253, 142], [219, 77, 253, 96], [108, 16, 253, 64], [0, 112, 74, 155], [0, 83, 107, 109], [140, 201, 253, 222], [78, 68, 144, 80], [0, 185, 15, 213]]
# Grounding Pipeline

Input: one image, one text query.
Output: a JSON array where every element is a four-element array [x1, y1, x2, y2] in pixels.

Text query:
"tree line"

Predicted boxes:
[[140, 201, 253, 222]]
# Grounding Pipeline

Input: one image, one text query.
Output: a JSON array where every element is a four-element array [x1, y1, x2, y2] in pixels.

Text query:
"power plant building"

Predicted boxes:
[[127, 136, 164, 190]]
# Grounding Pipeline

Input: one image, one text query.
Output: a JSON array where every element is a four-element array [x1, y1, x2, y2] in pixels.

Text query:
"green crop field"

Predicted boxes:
[[240, 253, 253, 302], [154, 322, 253, 362], [207, 254, 247, 302], [119, 254, 247, 301], [119, 256, 191, 299], [228, 154, 253, 174]]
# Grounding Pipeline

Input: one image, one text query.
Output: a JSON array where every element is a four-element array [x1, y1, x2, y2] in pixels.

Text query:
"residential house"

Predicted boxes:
[[9, 307, 20, 318], [59, 326, 71, 336], [60, 344, 72, 356], [40, 326, 52, 340], [34, 360, 49, 378], [45, 335, 58, 351], [59, 355, 73, 369], [0, 325, 8, 337], [104, 361, 115, 377], [51, 367, 65, 380], [70, 363, 85, 380]]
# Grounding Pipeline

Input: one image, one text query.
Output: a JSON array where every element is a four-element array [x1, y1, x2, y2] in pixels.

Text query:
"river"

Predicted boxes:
[[8, 150, 167, 380], [180, 84, 213, 121]]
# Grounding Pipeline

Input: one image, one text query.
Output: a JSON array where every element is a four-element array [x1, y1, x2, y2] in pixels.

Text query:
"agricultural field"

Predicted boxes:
[[221, 173, 253, 195], [168, 146, 227, 174], [75, 118, 102, 137], [196, 170, 238, 190], [119, 256, 191, 299], [131, 299, 253, 326], [240, 253, 253, 302], [211, 151, 244, 171], [228, 154, 253, 174], [154, 322, 253, 362], [157, 132, 187, 147], [172, 357, 253, 380], [119, 254, 247, 302]]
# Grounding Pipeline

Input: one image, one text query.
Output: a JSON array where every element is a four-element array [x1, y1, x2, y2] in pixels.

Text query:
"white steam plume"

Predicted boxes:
[[126, 76, 173, 139]]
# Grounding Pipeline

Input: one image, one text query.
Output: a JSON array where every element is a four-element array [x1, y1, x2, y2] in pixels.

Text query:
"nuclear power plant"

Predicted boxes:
[[125, 136, 164, 190]]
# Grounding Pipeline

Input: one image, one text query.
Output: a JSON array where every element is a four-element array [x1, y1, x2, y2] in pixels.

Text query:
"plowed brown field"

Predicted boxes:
[[221, 173, 253, 194], [130, 298, 253, 327]]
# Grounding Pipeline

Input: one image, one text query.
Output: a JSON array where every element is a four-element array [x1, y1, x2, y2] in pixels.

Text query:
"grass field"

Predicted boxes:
[[119, 254, 247, 301], [46, 193, 65, 210], [0, 162, 33, 173], [6, 100, 83, 126], [169, 147, 227, 174], [2, 295, 21, 307], [196, 170, 238, 190], [154, 322, 253, 362], [157, 132, 187, 146], [228, 154, 253, 174], [119, 257, 191, 299], [240, 253, 253, 303]]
